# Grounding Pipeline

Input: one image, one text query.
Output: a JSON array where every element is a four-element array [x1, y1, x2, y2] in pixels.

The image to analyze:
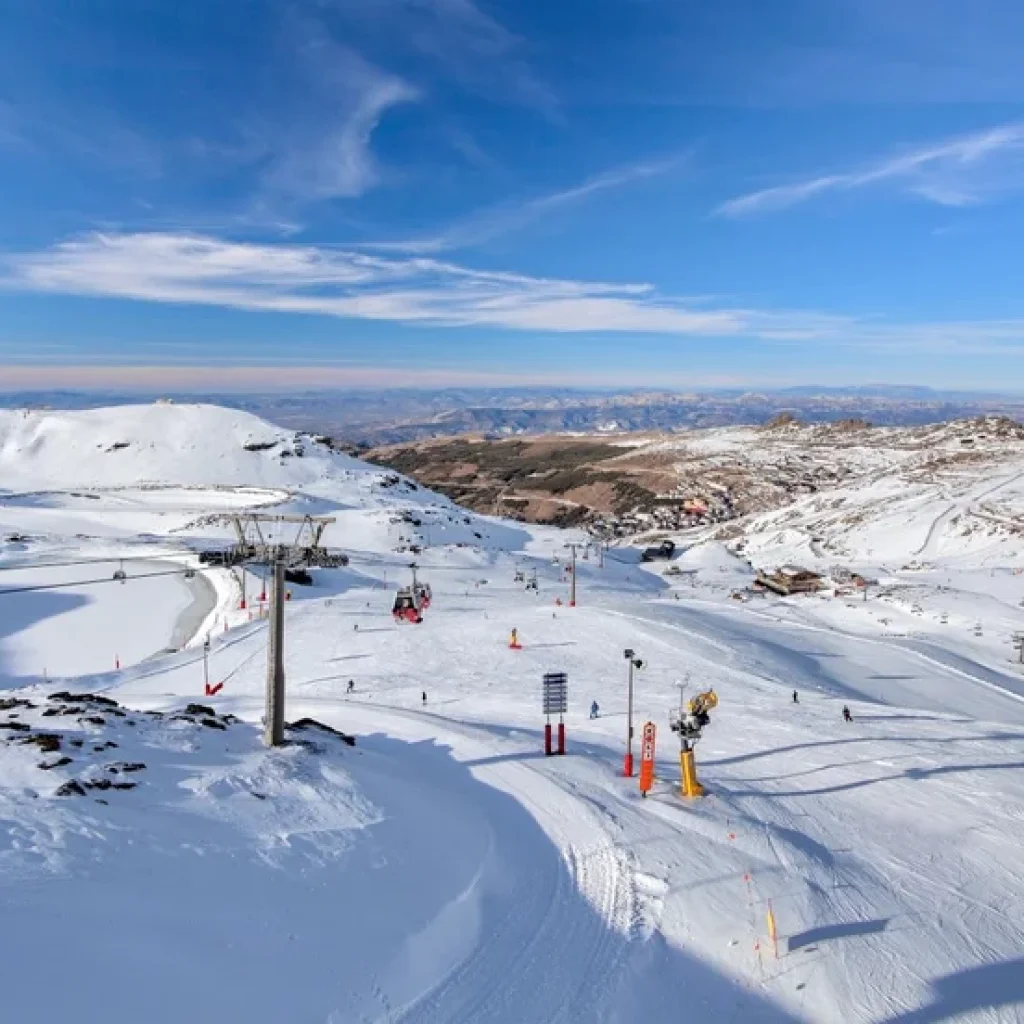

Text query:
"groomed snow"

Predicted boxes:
[[0, 403, 1021, 1023]]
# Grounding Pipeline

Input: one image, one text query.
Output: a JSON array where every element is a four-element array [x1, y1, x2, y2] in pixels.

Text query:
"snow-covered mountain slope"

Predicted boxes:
[[638, 416, 1024, 570], [0, 402, 373, 492], [0, 403, 533, 681], [1, 403, 1024, 1024]]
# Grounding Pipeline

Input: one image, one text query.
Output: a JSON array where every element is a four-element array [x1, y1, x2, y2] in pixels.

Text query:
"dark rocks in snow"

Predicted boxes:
[[184, 703, 216, 717], [288, 718, 356, 747], [79, 716, 106, 727], [56, 781, 86, 797], [93, 741, 118, 752], [69, 739, 83, 748], [21, 734, 62, 752], [49, 692, 120, 708], [200, 718, 226, 731], [0, 721, 31, 732], [39, 757, 73, 770], [0, 698, 35, 711], [106, 762, 146, 774]]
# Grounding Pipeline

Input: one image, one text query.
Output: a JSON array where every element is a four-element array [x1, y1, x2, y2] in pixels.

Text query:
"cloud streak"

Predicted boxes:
[[360, 155, 688, 253], [263, 34, 418, 203], [5, 232, 748, 336], [13, 232, 1024, 356], [718, 122, 1024, 217], [329, 0, 557, 114]]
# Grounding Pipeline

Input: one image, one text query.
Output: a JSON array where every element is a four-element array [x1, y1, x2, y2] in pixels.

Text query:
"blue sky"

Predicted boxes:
[[4, 0, 1024, 390]]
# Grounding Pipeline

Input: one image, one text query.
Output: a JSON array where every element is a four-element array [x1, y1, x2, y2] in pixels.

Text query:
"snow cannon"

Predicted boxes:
[[509, 628, 523, 650], [669, 689, 718, 799]]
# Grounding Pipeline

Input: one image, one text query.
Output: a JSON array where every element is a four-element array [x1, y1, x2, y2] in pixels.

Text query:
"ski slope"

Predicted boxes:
[[0, 403, 1022, 1023]]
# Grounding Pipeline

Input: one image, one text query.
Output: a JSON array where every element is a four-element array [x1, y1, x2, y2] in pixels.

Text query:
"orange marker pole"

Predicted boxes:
[[639, 722, 656, 796]]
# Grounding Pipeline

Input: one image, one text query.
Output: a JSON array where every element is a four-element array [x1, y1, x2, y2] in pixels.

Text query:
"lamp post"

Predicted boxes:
[[622, 648, 644, 776]]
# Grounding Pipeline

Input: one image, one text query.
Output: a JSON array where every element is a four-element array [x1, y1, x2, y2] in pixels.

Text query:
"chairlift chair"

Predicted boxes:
[[113, 560, 127, 583]]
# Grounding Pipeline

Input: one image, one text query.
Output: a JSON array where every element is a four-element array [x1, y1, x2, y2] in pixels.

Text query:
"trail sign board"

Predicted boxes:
[[542, 672, 568, 715]]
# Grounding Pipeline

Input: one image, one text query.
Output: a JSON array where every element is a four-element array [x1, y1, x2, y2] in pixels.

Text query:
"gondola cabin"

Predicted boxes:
[[392, 586, 423, 624]]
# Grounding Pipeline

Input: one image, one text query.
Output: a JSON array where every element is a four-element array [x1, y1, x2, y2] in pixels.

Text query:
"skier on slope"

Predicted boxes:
[[792, 690, 799, 704], [590, 700, 600, 719], [422, 691, 427, 705], [347, 680, 355, 694], [842, 704, 853, 723]]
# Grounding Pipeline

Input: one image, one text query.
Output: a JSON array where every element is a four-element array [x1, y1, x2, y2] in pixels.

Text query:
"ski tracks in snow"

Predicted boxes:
[[337, 703, 641, 1024]]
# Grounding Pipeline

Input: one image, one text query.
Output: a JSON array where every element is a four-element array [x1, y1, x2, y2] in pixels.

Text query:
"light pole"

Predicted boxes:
[[623, 648, 645, 776], [264, 547, 287, 747]]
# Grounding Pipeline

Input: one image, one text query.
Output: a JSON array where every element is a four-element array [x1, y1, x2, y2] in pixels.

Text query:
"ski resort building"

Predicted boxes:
[[754, 564, 824, 595]]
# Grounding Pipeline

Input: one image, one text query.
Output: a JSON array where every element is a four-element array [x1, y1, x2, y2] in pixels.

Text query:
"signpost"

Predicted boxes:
[[542, 672, 568, 756], [639, 722, 656, 797]]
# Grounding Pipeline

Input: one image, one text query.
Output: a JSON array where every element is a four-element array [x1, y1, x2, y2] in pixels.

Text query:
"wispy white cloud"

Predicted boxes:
[[329, 0, 556, 114], [717, 122, 1024, 217], [264, 36, 418, 202], [360, 155, 688, 253], [13, 232, 1024, 356], [3, 231, 756, 336]]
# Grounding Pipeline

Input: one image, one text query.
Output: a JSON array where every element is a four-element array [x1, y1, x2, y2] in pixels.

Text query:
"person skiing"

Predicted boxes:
[[422, 691, 427, 705], [590, 700, 600, 719], [792, 690, 799, 704], [347, 680, 355, 694], [842, 704, 853, 723]]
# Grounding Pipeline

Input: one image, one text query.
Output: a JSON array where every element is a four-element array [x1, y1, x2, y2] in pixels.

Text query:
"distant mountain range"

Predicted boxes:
[[1, 385, 1022, 444]]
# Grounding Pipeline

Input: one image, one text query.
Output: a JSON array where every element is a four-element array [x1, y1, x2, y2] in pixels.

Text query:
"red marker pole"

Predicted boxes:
[[544, 719, 553, 756], [639, 722, 656, 796], [557, 717, 566, 755]]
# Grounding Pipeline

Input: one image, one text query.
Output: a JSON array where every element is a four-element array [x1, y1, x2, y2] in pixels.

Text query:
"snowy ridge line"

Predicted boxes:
[[888, 637, 1024, 707], [654, 594, 1024, 709]]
